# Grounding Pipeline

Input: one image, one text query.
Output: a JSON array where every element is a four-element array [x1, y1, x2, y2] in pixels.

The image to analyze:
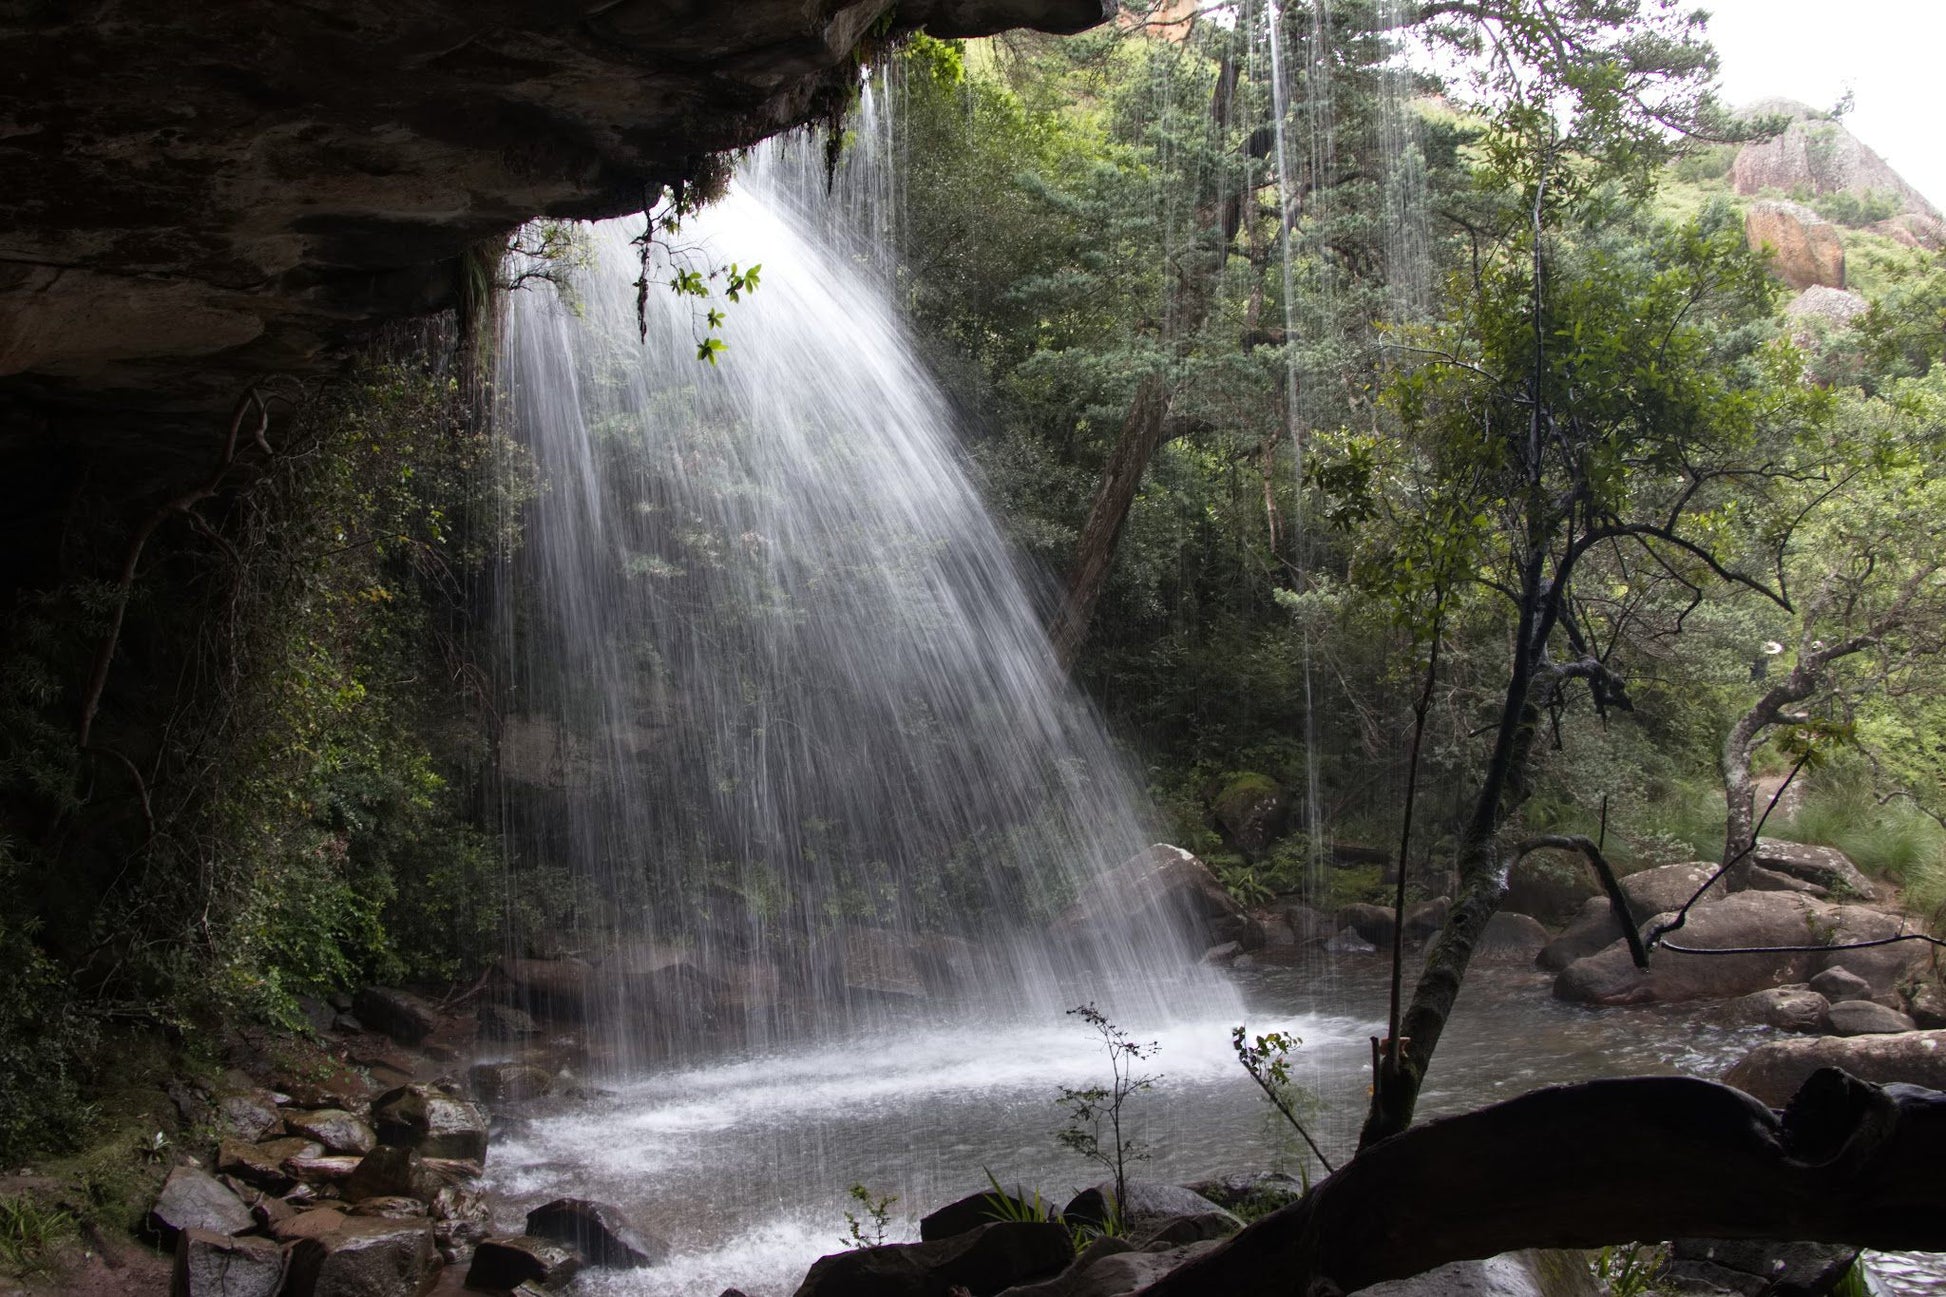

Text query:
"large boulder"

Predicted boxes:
[[790, 1221, 1071, 1297], [920, 1188, 1054, 1242], [1553, 893, 1826, 1006], [1751, 839, 1877, 900], [1537, 863, 1720, 971], [284, 1217, 438, 1297], [1475, 912, 1551, 965], [525, 1198, 667, 1269], [1730, 987, 1830, 1034], [352, 987, 443, 1046], [172, 1228, 286, 1297], [1501, 854, 1599, 927], [1052, 844, 1258, 956], [1812, 905, 1927, 1001], [283, 1109, 378, 1157], [218, 1137, 324, 1194], [371, 1085, 489, 1162], [1059, 1182, 1239, 1237], [147, 1167, 254, 1245], [1353, 1251, 1602, 1297], [1825, 1000, 1916, 1036], [1664, 1239, 1857, 1297], [841, 928, 929, 1001], [1744, 202, 1846, 291], [466, 1236, 581, 1290], [1723, 1032, 1946, 1105], [495, 957, 595, 1022], [1337, 903, 1398, 949], [1210, 772, 1290, 854]]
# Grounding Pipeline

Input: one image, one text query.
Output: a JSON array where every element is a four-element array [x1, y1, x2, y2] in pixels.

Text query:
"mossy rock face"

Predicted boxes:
[[1211, 772, 1290, 855]]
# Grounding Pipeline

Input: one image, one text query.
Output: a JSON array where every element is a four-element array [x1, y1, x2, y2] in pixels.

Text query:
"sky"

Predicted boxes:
[[1698, 0, 1946, 208]]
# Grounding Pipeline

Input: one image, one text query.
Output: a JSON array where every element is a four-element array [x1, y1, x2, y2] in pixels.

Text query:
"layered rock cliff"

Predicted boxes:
[[0, 1, 1106, 424]]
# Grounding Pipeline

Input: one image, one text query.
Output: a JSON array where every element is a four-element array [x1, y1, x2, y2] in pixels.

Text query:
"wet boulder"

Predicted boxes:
[[1537, 864, 1722, 971], [343, 1145, 424, 1202], [1060, 1182, 1238, 1237], [1553, 893, 1826, 1006], [790, 1221, 1070, 1297], [1730, 987, 1830, 1034], [350, 1197, 428, 1219], [1825, 1000, 1916, 1036], [1752, 839, 1877, 899], [1502, 853, 1599, 926], [352, 987, 442, 1047], [1210, 771, 1290, 855], [1337, 903, 1397, 948], [468, 1061, 555, 1104], [997, 1240, 1220, 1297], [219, 1136, 323, 1194], [1808, 966, 1872, 1003], [1665, 1239, 1857, 1297], [147, 1166, 254, 1245], [431, 1184, 493, 1264], [172, 1228, 285, 1297], [1723, 1032, 1946, 1105], [468, 1236, 581, 1290], [841, 928, 928, 1001], [1183, 1171, 1304, 1218], [1814, 906, 1929, 1002], [1051, 844, 1259, 955], [1406, 898, 1451, 942], [1355, 1251, 1602, 1297], [1475, 912, 1550, 965], [525, 1197, 667, 1268], [371, 1085, 489, 1162], [920, 1186, 1054, 1241], [214, 1091, 283, 1143], [1906, 980, 1946, 1029], [284, 1217, 437, 1297], [476, 1003, 540, 1041], [284, 1109, 378, 1156], [495, 957, 595, 1022]]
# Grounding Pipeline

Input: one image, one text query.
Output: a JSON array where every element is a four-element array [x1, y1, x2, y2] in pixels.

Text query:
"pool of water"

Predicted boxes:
[[486, 962, 1798, 1295]]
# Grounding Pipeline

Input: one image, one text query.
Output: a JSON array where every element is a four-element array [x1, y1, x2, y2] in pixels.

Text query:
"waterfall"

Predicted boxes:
[[493, 126, 1231, 1069]]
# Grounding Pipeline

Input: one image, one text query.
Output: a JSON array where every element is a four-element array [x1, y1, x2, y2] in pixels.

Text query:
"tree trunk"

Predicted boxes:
[[1142, 1070, 1946, 1297], [1048, 373, 1170, 670]]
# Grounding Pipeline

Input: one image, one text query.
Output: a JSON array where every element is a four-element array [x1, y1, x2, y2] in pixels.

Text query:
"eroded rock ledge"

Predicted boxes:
[[0, 0, 1107, 420]]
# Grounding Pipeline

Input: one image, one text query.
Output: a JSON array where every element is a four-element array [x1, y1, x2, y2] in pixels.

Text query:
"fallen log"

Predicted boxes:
[[1139, 1069, 1946, 1296]]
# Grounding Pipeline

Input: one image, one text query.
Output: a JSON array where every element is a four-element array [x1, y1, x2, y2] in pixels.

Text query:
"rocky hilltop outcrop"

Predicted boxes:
[[1732, 99, 1940, 219], [0, 1, 1107, 423]]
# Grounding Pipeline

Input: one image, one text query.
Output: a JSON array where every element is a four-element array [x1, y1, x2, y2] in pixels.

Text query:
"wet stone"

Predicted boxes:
[[172, 1227, 285, 1297], [526, 1197, 668, 1268], [148, 1166, 254, 1245], [284, 1109, 378, 1156], [468, 1236, 583, 1290]]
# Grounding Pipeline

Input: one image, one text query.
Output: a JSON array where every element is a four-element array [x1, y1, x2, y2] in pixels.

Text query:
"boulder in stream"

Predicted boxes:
[[1730, 987, 1830, 1034], [1553, 893, 1827, 1006], [468, 1236, 582, 1290], [792, 1220, 1071, 1297], [525, 1197, 667, 1268], [1051, 844, 1259, 955], [1723, 1031, 1946, 1105], [371, 1084, 489, 1162], [1825, 1000, 1916, 1036]]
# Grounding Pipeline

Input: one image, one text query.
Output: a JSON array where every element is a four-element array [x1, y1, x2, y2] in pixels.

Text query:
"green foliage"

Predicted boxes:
[[841, 1183, 897, 1249], [0, 844, 99, 1163], [1231, 1027, 1332, 1181], [1590, 1242, 1667, 1297], [1807, 189, 1901, 228], [0, 1194, 74, 1276]]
